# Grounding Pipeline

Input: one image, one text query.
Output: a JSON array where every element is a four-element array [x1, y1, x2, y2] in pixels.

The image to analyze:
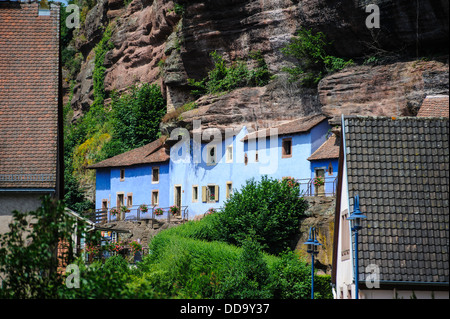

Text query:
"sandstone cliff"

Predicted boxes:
[[68, 0, 449, 127]]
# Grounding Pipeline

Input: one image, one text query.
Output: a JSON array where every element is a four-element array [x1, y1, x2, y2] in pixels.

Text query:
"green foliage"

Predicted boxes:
[[60, 258, 131, 299], [0, 197, 80, 298], [217, 234, 273, 299], [213, 176, 309, 255], [188, 50, 271, 96], [92, 25, 114, 108], [96, 83, 166, 161], [281, 28, 353, 86]]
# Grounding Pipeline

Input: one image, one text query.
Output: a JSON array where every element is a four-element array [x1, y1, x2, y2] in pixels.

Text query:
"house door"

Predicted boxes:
[[117, 193, 124, 220], [174, 186, 182, 209], [315, 169, 325, 196]]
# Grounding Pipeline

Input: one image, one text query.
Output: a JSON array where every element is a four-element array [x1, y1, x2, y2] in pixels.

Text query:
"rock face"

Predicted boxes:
[[318, 60, 449, 124], [69, 0, 449, 125], [296, 196, 336, 274]]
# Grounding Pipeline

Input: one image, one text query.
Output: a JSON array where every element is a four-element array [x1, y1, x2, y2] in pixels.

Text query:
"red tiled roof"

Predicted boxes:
[[307, 133, 340, 161], [417, 95, 449, 117], [88, 138, 170, 169], [0, 2, 60, 189], [241, 114, 327, 141]]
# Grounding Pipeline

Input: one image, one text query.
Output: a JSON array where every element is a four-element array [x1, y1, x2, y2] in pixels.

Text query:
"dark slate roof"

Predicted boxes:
[[241, 114, 327, 141], [417, 95, 449, 118], [88, 138, 170, 169], [343, 116, 449, 285], [0, 1, 60, 189]]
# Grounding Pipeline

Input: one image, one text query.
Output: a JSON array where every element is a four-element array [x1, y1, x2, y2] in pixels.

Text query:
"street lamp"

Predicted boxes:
[[347, 194, 366, 299], [303, 226, 322, 299]]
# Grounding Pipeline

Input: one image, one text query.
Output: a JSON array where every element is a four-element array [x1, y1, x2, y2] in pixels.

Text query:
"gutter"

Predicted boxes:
[[0, 188, 56, 193]]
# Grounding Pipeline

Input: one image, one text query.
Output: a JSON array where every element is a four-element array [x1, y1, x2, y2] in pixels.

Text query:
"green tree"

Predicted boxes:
[[0, 197, 80, 298], [215, 176, 309, 255], [96, 83, 166, 161]]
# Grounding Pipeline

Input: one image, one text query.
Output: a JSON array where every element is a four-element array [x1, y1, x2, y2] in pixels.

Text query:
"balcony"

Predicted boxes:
[[297, 176, 337, 197], [87, 205, 189, 228]]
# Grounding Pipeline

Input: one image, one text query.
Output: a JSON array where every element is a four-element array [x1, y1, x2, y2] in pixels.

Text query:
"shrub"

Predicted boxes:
[[214, 176, 309, 255], [281, 28, 353, 86], [217, 234, 273, 299], [188, 50, 271, 96], [0, 197, 80, 298]]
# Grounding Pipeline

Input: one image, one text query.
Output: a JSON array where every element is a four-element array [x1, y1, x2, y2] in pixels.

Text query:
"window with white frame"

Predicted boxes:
[[226, 145, 233, 163]]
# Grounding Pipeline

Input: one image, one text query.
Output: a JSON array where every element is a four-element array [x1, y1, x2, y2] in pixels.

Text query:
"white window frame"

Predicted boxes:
[[225, 144, 233, 163]]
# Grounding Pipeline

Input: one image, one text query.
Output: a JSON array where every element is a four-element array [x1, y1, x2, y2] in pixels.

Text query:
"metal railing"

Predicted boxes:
[[88, 205, 189, 227], [297, 176, 337, 197]]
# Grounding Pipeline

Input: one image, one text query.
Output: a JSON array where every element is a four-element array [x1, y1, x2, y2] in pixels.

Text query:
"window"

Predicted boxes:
[[102, 200, 108, 212], [152, 190, 159, 206], [282, 138, 292, 158], [202, 185, 219, 203], [328, 162, 333, 175], [152, 167, 159, 183], [244, 153, 248, 165], [120, 169, 125, 181], [255, 151, 259, 162], [226, 145, 233, 163], [127, 193, 133, 207], [192, 186, 198, 202], [116, 193, 124, 208], [341, 209, 350, 261], [207, 145, 217, 165], [226, 182, 233, 199]]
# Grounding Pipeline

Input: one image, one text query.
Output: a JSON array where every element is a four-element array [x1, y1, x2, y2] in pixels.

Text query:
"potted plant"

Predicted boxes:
[[169, 205, 179, 215], [284, 177, 299, 188], [154, 207, 164, 216], [129, 240, 143, 255], [206, 208, 216, 215], [110, 207, 119, 216], [209, 193, 215, 201], [121, 205, 130, 213], [313, 176, 324, 187], [139, 204, 148, 213]]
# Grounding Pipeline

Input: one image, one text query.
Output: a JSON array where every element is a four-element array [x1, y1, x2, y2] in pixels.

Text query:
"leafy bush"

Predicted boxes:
[[213, 176, 309, 255], [0, 197, 79, 298], [188, 50, 271, 96], [281, 28, 353, 86], [217, 234, 273, 299]]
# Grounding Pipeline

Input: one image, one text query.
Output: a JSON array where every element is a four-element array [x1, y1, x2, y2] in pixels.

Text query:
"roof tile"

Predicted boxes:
[[344, 116, 449, 285]]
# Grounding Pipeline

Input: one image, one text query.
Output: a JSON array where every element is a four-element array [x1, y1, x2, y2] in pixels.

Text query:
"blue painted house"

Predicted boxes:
[[307, 131, 340, 196], [89, 114, 338, 220], [168, 114, 333, 216], [88, 138, 170, 221]]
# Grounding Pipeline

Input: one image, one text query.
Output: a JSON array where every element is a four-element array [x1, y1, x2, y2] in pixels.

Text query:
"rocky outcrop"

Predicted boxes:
[[166, 75, 322, 134], [69, 0, 448, 125], [296, 196, 336, 274], [318, 60, 449, 124]]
